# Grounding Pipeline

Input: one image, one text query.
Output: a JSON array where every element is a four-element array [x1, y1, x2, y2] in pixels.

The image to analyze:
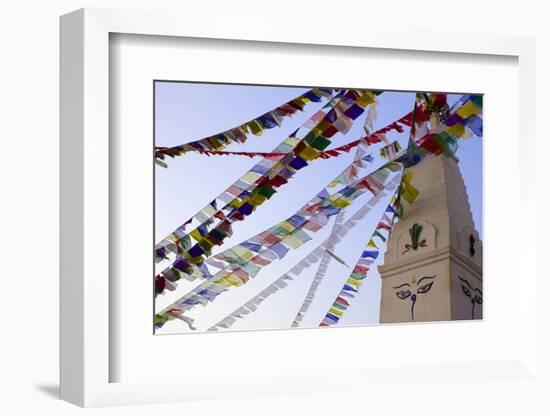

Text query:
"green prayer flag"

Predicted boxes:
[[179, 235, 191, 252], [309, 135, 331, 151], [155, 314, 169, 325], [258, 185, 277, 199], [373, 230, 387, 242], [350, 272, 364, 280], [471, 95, 482, 108], [241, 262, 262, 278]]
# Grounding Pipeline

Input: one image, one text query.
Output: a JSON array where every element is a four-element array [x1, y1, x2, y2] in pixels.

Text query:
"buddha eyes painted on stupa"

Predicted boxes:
[[392, 275, 436, 320], [458, 276, 482, 319]]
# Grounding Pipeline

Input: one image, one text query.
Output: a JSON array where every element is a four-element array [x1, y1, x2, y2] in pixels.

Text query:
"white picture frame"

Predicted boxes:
[[60, 7, 539, 408]]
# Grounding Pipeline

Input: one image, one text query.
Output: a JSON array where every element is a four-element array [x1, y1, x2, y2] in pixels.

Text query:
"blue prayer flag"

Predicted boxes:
[[241, 241, 263, 252], [288, 214, 307, 228], [343, 284, 358, 293], [289, 156, 308, 170], [361, 250, 379, 259], [270, 243, 290, 259], [325, 313, 340, 322], [465, 115, 482, 136], [250, 164, 270, 175], [303, 90, 323, 102], [323, 206, 341, 217], [197, 223, 208, 237]]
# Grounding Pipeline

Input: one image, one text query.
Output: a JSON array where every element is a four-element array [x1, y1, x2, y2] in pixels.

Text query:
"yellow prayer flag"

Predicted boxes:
[[207, 136, 224, 149], [277, 221, 296, 233], [313, 119, 331, 135], [367, 239, 378, 248], [347, 277, 362, 288], [202, 205, 217, 217], [385, 162, 402, 172], [188, 254, 205, 264], [220, 273, 244, 287], [401, 182, 420, 204], [232, 246, 255, 261], [328, 179, 341, 188], [403, 170, 414, 184], [283, 137, 301, 147], [198, 239, 213, 251], [447, 122, 465, 138], [298, 143, 321, 161], [190, 228, 205, 242], [281, 234, 303, 249], [355, 91, 375, 108], [216, 279, 233, 288], [329, 308, 344, 317], [239, 124, 250, 135], [228, 273, 245, 286], [331, 197, 352, 208], [456, 100, 481, 118], [247, 120, 264, 136], [229, 199, 245, 209], [242, 171, 262, 184], [248, 193, 267, 207]]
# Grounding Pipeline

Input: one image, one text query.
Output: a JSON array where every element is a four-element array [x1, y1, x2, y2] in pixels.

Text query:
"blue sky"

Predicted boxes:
[[154, 82, 483, 334]]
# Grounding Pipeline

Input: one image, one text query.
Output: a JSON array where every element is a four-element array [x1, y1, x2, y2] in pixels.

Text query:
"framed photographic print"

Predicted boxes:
[[60, 7, 538, 408], [152, 82, 483, 335]]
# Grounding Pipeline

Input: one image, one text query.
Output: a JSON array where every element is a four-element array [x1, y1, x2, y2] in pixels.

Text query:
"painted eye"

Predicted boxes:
[[395, 290, 411, 300], [417, 281, 433, 294], [461, 284, 471, 298], [474, 295, 482, 304]]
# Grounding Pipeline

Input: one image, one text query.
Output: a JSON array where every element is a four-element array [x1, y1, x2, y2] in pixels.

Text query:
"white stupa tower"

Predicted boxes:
[[378, 154, 482, 323]]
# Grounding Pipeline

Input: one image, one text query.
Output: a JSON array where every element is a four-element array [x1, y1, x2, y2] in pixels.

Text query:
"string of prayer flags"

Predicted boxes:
[[417, 132, 459, 158], [154, 89, 378, 268], [154, 93, 483, 330], [155, 94, 476, 294], [317, 93, 457, 327], [154, 97, 395, 297], [155, 87, 338, 165], [206, 177, 399, 332], [445, 94, 482, 137], [155, 92, 476, 273], [208, 271, 303, 331], [154, 106, 409, 258], [186, 126, 402, 161], [225, 172, 393, 328], [204, 161, 399, 277], [216, 174, 406, 331], [155, 164, 404, 326], [413, 93, 482, 157], [394, 139, 427, 169], [291, 175, 403, 327], [319, 190, 400, 327], [153, 93, 346, 265], [155, 138, 406, 297]]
